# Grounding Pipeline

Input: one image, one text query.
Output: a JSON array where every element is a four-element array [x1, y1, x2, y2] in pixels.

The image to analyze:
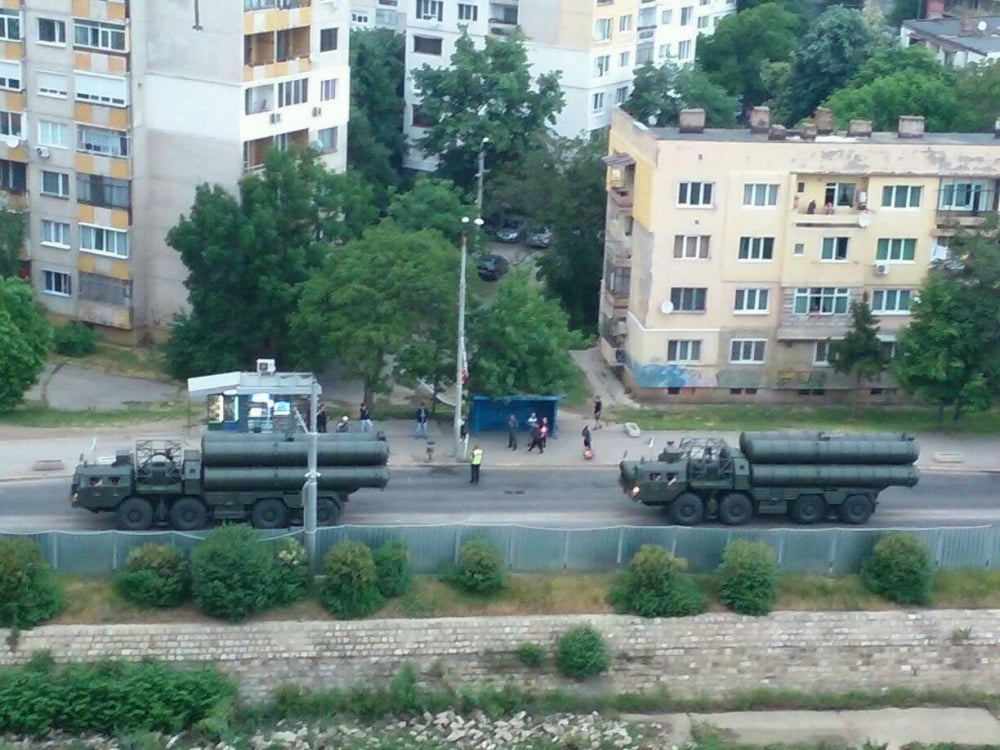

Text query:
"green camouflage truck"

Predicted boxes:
[[71, 431, 390, 531], [619, 430, 919, 526]]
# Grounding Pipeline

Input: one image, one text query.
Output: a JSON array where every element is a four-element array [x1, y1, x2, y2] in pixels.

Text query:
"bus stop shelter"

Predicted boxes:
[[468, 395, 562, 435]]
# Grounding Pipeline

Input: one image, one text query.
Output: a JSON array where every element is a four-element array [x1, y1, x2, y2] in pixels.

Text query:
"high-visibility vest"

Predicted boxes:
[[471, 448, 484, 465]]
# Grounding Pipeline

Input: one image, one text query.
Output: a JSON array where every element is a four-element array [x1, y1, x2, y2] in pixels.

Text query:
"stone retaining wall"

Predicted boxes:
[[2, 611, 997, 702]]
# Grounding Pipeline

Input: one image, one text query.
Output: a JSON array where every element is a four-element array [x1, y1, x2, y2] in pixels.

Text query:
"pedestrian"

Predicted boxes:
[[460, 413, 469, 459], [527, 412, 538, 431], [315, 403, 328, 433], [359, 402, 373, 432], [582, 424, 594, 460], [415, 402, 428, 438], [470, 444, 484, 484], [336, 415, 350, 433], [527, 420, 541, 453], [539, 417, 549, 453], [507, 413, 519, 450], [593, 395, 603, 429]]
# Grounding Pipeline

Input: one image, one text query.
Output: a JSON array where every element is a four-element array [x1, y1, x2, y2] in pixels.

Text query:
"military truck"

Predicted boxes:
[[619, 431, 919, 526], [71, 432, 390, 531]]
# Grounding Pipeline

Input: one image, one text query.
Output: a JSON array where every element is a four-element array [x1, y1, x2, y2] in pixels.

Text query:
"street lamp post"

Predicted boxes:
[[476, 137, 489, 218], [455, 218, 470, 460]]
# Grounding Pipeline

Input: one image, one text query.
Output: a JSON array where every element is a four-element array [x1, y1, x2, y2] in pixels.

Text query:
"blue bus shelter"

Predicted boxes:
[[468, 395, 562, 435]]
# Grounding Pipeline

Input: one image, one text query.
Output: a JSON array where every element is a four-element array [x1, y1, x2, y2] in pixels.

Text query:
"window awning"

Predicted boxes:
[[186, 371, 321, 399], [602, 152, 636, 167]]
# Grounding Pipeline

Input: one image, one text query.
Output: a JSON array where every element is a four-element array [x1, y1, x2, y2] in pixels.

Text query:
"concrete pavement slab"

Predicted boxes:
[[843, 707, 1000, 748]]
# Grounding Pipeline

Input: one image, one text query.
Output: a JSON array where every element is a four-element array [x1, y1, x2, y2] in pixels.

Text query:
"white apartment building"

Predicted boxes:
[[1, 0, 350, 341]]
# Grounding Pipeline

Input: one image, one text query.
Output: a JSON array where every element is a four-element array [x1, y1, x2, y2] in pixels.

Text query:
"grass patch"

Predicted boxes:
[[0, 400, 189, 428], [561, 354, 591, 411], [932, 569, 1000, 608], [611, 404, 1000, 435], [54, 342, 171, 381]]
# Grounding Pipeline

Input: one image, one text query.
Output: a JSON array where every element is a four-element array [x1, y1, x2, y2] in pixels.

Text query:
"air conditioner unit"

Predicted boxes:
[[311, 106, 322, 117], [256, 358, 276, 375], [874, 263, 889, 276], [269, 112, 281, 124], [35, 146, 51, 159]]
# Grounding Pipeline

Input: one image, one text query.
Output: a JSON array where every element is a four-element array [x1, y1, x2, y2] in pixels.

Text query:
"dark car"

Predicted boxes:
[[526, 225, 552, 249], [476, 253, 510, 281], [495, 217, 527, 243]]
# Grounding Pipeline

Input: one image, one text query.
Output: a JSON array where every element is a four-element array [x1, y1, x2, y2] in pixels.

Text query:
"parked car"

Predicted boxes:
[[526, 225, 552, 249], [476, 253, 510, 281], [495, 217, 527, 243]]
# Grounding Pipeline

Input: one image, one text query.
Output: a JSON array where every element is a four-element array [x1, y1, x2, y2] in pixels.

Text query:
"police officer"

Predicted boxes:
[[470, 444, 484, 484]]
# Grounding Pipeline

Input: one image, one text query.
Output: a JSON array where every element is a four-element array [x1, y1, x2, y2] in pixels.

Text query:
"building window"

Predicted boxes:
[[0, 61, 22, 91], [670, 287, 707, 312], [734, 288, 769, 313], [75, 72, 128, 106], [411, 105, 432, 128], [680, 6, 694, 23], [658, 44, 671, 59], [615, 85, 628, 105], [40, 170, 70, 198], [320, 78, 338, 101], [825, 181, 856, 207], [0, 9, 20, 41], [814, 340, 832, 366], [37, 120, 69, 149], [743, 183, 778, 206], [881, 184, 922, 208], [41, 220, 70, 248], [37, 70, 66, 97], [635, 43, 653, 64], [77, 125, 129, 157], [351, 10, 370, 24], [0, 111, 22, 138], [74, 19, 126, 51], [667, 339, 702, 363], [319, 27, 339, 51], [415, 0, 443, 21], [316, 126, 338, 152], [738, 236, 774, 261], [79, 271, 130, 306], [619, 14, 633, 31], [458, 3, 478, 21], [375, 8, 398, 25], [592, 92, 605, 112], [594, 17, 612, 40], [821, 236, 849, 261], [673, 234, 710, 259], [38, 18, 66, 44], [661, 9, 673, 22], [938, 179, 991, 211], [876, 238, 916, 262], [678, 181, 713, 206], [871, 288, 913, 314], [594, 54, 610, 77], [793, 287, 850, 315], [880, 340, 897, 360], [697, 15, 709, 27], [79, 224, 129, 259], [277, 78, 308, 107], [0, 159, 26, 191], [619, 51, 630, 67], [413, 35, 442, 55], [730, 339, 766, 364], [42, 270, 71, 297], [76, 173, 130, 209], [793, 242, 805, 256], [677, 40, 692, 60]]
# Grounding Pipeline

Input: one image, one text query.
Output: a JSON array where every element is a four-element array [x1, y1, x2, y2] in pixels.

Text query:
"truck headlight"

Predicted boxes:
[[630, 486, 640, 497]]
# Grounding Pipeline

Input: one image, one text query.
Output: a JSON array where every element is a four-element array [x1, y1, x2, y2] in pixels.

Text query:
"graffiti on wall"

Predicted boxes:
[[626, 355, 703, 389], [776, 370, 829, 389]]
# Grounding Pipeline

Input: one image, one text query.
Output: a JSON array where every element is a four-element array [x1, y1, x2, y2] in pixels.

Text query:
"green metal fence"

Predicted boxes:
[[3, 525, 998, 576]]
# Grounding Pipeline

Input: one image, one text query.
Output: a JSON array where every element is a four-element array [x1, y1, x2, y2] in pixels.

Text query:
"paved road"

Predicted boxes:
[[0, 468, 995, 532]]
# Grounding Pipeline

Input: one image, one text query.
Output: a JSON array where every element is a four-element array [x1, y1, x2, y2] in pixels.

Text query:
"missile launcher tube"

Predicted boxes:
[[739, 437, 919, 465], [739, 431, 909, 453], [749, 464, 919, 488], [200, 466, 390, 492], [200, 436, 389, 467]]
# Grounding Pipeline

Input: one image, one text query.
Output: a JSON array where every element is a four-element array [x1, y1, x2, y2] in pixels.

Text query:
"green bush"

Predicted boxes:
[[717, 540, 779, 616], [53, 321, 96, 357], [269, 538, 311, 606], [607, 544, 706, 618], [373, 538, 412, 598], [191, 525, 278, 622], [0, 538, 63, 629], [515, 641, 546, 668], [555, 624, 610, 680], [0, 652, 236, 736], [861, 532, 934, 606], [448, 538, 505, 595], [319, 541, 384, 619], [113, 543, 191, 609]]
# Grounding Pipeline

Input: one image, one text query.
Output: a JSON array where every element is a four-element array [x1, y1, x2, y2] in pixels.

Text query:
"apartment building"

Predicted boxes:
[[901, 14, 1000, 66], [1, 0, 349, 341], [377, 0, 731, 170], [600, 106, 1000, 403]]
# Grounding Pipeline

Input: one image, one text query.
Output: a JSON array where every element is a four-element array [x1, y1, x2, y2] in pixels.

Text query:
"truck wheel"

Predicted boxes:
[[669, 493, 704, 526], [170, 496, 208, 531], [838, 495, 875, 525], [117, 497, 154, 531], [718, 492, 753, 526], [316, 497, 342, 527], [252, 498, 290, 529], [790, 494, 827, 525]]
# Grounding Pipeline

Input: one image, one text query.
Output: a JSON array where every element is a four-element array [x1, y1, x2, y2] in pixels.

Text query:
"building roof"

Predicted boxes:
[[645, 126, 1000, 146], [903, 15, 1000, 54]]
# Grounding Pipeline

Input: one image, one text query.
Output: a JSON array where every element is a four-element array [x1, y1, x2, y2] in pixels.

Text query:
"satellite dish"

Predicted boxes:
[[977, 19, 988, 31], [660, 300, 675, 314], [858, 211, 872, 228], [3, 135, 18, 148]]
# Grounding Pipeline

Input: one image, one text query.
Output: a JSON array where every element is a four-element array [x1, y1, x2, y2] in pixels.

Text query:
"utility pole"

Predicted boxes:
[[476, 137, 489, 218], [454, 217, 470, 461], [304, 379, 319, 572]]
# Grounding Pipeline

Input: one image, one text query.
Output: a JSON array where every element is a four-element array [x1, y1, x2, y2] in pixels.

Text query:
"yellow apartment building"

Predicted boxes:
[[600, 106, 1000, 403]]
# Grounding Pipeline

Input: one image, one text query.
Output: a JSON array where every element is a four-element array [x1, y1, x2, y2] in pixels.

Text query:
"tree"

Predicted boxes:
[[894, 223, 1000, 423], [953, 61, 1000, 132], [822, 69, 959, 131], [349, 29, 407, 210], [783, 6, 876, 124], [411, 30, 564, 191], [0, 277, 52, 411], [466, 270, 577, 396], [624, 63, 737, 127], [887, 0, 920, 28], [0, 207, 25, 279], [387, 177, 472, 243], [291, 221, 459, 404], [164, 148, 377, 379], [828, 295, 890, 415], [697, 3, 800, 109]]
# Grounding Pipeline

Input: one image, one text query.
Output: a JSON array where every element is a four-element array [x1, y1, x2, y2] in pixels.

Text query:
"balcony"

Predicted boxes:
[[488, 1, 518, 35], [935, 211, 998, 230], [244, 27, 309, 66], [793, 204, 869, 228], [605, 235, 632, 267], [609, 185, 634, 210], [244, 0, 310, 10]]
